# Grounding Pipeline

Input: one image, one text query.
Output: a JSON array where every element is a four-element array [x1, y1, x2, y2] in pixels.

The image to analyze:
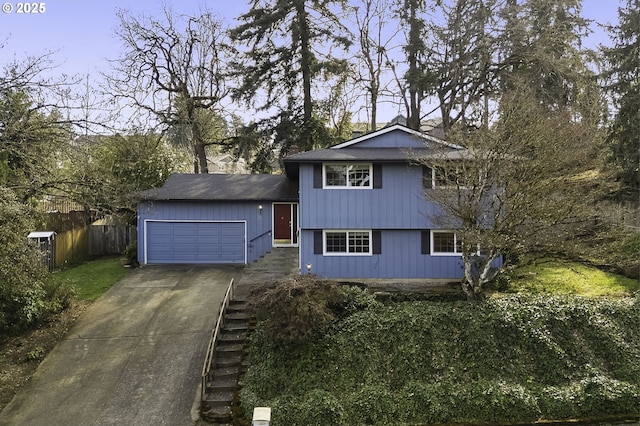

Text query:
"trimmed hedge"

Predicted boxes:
[[241, 289, 640, 425]]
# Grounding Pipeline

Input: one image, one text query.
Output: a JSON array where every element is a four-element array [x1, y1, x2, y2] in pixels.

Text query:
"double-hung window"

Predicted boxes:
[[324, 230, 371, 255], [423, 165, 464, 189], [324, 163, 372, 188], [431, 231, 463, 256]]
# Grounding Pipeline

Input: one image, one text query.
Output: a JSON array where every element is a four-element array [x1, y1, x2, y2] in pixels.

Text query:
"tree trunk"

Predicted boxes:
[[194, 142, 208, 174], [295, 0, 313, 123], [370, 87, 378, 131], [192, 118, 208, 174], [462, 252, 500, 300], [406, 1, 422, 131]]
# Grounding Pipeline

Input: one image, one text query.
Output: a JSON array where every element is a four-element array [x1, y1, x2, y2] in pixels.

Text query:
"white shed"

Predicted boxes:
[[27, 231, 56, 270]]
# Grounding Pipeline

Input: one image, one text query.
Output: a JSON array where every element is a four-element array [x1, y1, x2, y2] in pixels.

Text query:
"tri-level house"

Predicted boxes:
[[137, 123, 479, 280]]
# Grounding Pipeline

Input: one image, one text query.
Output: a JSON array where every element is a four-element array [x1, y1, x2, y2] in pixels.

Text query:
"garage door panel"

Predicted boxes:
[[146, 222, 245, 264], [198, 227, 221, 238], [174, 235, 198, 244], [222, 226, 244, 236]]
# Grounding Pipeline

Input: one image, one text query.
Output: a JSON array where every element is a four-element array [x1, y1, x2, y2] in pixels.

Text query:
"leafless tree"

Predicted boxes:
[[422, 84, 600, 300], [105, 7, 232, 173], [350, 0, 400, 131]]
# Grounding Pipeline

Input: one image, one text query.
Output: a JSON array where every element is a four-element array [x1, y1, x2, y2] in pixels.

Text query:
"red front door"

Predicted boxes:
[[274, 203, 292, 240]]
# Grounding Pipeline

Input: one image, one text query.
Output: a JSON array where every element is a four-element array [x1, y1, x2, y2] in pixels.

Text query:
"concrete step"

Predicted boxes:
[[201, 404, 232, 424], [215, 342, 244, 353], [223, 320, 248, 332], [224, 312, 250, 321], [226, 301, 247, 312], [206, 377, 238, 391], [208, 365, 241, 381], [203, 390, 235, 407], [215, 354, 243, 367], [217, 331, 247, 343]]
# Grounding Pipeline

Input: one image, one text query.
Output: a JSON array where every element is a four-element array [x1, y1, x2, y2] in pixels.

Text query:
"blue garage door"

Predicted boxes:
[[146, 221, 245, 264]]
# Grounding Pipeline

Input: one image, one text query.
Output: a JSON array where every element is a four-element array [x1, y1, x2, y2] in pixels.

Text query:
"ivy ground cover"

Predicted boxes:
[[241, 292, 640, 425]]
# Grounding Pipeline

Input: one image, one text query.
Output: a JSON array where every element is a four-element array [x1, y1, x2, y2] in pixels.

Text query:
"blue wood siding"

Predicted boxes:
[[300, 163, 441, 229], [297, 153, 500, 278], [138, 201, 273, 264], [351, 128, 429, 148], [298, 159, 464, 278], [300, 229, 466, 279], [298, 160, 457, 278]]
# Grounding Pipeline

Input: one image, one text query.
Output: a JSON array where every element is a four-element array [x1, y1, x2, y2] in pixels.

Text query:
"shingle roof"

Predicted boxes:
[[138, 173, 299, 201], [284, 147, 441, 162]]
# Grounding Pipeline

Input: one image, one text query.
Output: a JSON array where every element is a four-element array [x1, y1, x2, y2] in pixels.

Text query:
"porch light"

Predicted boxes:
[[258, 204, 263, 214], [252, 407, 271, 426], [306, 263, 312, 271]]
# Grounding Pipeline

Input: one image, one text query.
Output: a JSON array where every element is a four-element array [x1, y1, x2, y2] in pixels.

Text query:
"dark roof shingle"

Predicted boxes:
[[138, 173, 299, 201]]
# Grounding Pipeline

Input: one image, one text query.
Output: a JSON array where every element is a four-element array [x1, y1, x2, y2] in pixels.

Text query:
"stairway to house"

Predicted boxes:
[[235, 247, 299, 298], [201, 248, 299, 424], [201, 300, 250, 424]]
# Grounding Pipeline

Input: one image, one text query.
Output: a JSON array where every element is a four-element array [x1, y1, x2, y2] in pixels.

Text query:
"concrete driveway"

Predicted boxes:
[[0, 264, 242, 426]]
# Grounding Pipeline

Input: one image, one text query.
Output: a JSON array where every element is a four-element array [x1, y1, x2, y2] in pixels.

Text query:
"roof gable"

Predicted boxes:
[[283, 124, 464, 176], [331, 124, 461, 150]]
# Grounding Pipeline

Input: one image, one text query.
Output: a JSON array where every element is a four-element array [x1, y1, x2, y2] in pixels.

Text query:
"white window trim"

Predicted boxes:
[[430, 230, 482, 256], [427, 166, 467, 189], [323, 229, 372, 256], [323, 163, 373, 189], [431, 230, 463, 256]]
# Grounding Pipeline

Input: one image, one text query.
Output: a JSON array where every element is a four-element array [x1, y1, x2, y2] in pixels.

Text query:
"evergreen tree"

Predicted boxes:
[[66, 133, 181, 221], [497, 0, 596, 113], [0, 187, 51, 333], [0, 89, 70, 201], [602, 0, 640, 192], [426, 0, 499, 133], [230, 0, 351, 153], [393, 0, 432, 130]]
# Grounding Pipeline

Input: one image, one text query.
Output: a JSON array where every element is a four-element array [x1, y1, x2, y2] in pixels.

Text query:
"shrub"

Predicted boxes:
[[298, 389, 346, 426], [334, 284, 381, 318], [247, 275, 345, 344], [0, 188, 58, 334]]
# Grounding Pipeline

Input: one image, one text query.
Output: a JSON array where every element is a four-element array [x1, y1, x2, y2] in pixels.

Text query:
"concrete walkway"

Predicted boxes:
[[0, 264, 241, 426], [234, 247, 299, 299]]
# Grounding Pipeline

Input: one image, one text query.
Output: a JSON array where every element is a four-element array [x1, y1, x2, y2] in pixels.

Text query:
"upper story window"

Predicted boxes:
[[324, 163, 372, 188], [423, 165, 464, 189]]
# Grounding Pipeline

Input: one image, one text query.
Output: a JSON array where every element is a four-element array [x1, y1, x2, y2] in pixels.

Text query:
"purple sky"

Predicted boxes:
[[0, 0, 621, 123]]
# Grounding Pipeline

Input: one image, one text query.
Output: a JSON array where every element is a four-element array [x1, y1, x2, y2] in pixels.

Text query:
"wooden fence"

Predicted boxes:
[[54, 227, 89, 268], [600, 202, 640, 233], [88, 225, 137, 256], [44, 225, 136, 269], [33, 210, 137, 269]]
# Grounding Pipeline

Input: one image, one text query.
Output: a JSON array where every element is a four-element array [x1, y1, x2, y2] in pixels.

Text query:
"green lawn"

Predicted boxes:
[[50, 257, 129, 301], [505, 258, 639, 297]]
